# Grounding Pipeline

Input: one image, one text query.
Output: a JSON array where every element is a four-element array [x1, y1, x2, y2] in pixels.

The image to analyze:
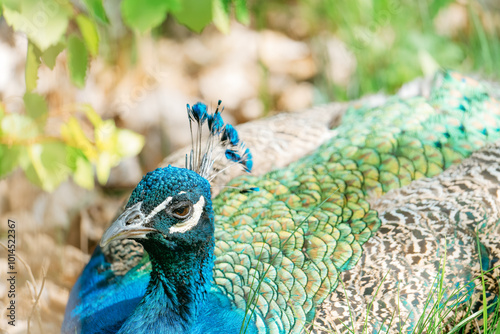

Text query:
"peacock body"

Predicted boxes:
[[314, 141, 500, 333], [63, 71, 500, 333]]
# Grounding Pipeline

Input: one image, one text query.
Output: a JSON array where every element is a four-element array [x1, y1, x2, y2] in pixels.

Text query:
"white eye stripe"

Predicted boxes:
[[126, 194, 204, 234], [169, 196, 205, 234], [145, 196, 173, 221]]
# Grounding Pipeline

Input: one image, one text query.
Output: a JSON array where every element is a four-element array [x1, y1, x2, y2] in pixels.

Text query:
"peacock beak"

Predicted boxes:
[[100, 202, 157, 247]]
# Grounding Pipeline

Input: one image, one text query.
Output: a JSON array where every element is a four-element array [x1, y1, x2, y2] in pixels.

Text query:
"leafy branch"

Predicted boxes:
[[0, 99, 144, 191], [0, 0, 249, 191]]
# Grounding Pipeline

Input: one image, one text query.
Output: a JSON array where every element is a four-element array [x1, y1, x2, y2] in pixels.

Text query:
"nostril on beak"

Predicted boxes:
[[126, 214, 141, 225]]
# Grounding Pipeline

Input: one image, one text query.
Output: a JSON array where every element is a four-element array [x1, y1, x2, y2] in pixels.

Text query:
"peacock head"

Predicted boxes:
[[100, 166, 214, 251], [99, 101, 252, 252]]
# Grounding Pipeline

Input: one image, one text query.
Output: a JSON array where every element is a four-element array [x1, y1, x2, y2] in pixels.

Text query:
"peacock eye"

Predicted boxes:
[[171, 203, 192, 219]]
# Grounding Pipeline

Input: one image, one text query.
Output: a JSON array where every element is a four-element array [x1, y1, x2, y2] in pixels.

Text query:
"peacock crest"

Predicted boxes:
[[185, 100, 253, 181]]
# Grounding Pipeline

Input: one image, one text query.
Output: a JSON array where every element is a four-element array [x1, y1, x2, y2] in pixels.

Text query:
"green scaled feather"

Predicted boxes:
[[211, 71, 500, 333]]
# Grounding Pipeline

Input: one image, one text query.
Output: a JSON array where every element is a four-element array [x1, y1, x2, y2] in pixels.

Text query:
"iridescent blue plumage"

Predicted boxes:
[[242, 147, 252, 172], [63, 103, 257, 333], [63, 166, 258, 334], [225, 149, 241, 162], [222, 124, 240, 146], [185, 102, 252, 180], [208, 101, 225, 134], [187, 102, 208, 124], [62, 246, 148, 333]]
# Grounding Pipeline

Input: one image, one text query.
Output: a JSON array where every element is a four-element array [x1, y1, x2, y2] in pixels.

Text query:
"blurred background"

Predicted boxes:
[[0, 0, 499, 332]]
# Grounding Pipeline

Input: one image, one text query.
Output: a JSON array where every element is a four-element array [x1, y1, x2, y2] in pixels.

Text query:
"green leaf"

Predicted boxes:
[[74, 155, 94, 189], [23, 92, 48, 120], [61, 104, 144, 187], [428, 0, 454, 19], [24, 142, 69, 192], [76, 14, 99, 56], [25, 42, 41, 92], [0, 145, 25, 178], [96, 151, 113, 185], [95, 120, 116, 152], [116, 129, 145, 157], [121, 0, 169, 32], [167, 0, 182, 12], [83, 106, 103, 128], [0, 0, 20, 11], [3, 0, 70, 51], [61, 117, 97, 159], [41, 42, 65, 69], [1, 113, 38, 140], [67, 35, 89, 88], [81, 0, 109, 23], [66, 146, 95, 190], [234, 0, 249, 25], [172, 0, 212, 33], [212, 0, 230, 34]]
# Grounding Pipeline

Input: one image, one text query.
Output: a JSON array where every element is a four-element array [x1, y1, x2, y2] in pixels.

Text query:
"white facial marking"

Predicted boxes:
[[169, 196, 205, 234], [146, 196, 173, 221]]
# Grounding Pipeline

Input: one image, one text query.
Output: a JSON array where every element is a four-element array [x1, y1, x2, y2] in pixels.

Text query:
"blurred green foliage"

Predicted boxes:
[[116, 0, 499, 104], [0, 0, 248, 89], [0, 0, 499, 191], [0, 99, 144, 191], [0, 0, 247, 191], [254, 0, 500, 100]]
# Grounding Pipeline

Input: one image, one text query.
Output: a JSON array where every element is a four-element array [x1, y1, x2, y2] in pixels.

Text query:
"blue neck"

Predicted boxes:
[[118, 236, 215, 333]]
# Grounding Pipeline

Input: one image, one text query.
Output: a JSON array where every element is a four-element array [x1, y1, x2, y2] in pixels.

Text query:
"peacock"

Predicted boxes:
[[62, 71, 500, 333]]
